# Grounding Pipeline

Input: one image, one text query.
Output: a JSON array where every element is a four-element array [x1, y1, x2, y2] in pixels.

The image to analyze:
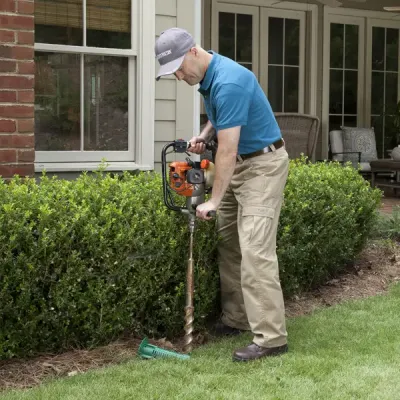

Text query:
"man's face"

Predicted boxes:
[[174, 49, 204, 86]]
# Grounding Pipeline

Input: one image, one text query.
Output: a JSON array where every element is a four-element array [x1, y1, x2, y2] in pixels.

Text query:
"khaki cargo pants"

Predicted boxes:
[[217, 145, 289, 348]]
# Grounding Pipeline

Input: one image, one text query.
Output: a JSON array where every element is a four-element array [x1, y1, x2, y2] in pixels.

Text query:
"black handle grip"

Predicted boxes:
[[188, 138, 214, 151], [192, 205, 217, 218]]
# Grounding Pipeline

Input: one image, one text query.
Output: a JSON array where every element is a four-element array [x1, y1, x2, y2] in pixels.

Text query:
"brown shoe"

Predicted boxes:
[[233, 342, 288, 362]]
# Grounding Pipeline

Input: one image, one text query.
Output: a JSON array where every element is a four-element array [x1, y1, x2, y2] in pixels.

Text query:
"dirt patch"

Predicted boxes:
[[1, 240, 399, 392], [284, 241, 400, 317]]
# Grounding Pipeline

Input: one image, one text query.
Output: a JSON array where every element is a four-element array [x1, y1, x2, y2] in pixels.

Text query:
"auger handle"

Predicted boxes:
[[191, 205, 216, 218], [187, 138, 214, 152]]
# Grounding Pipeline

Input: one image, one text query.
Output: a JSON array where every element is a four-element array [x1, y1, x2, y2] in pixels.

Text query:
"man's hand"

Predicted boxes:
[[188, 136, 206, 154], [196, 200, 218, 220]]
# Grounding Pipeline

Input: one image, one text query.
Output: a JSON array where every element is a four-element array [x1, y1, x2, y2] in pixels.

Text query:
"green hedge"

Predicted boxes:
[[277, 159, 382, 294], [0, 159, 381, 359]]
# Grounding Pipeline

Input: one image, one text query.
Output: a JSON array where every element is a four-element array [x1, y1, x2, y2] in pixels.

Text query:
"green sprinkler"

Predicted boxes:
[[138, 338, 190, 360]]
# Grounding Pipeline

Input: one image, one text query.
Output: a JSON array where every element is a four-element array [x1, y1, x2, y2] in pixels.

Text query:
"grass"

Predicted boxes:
[[2, 283, 400, 400]]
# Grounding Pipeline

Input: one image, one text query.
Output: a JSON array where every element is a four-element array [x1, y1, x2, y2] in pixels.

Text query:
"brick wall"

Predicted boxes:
[[0, 0, 35, 179]]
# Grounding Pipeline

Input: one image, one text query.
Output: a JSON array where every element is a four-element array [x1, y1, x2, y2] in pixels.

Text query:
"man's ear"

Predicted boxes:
[[190, 46, 198, 56]]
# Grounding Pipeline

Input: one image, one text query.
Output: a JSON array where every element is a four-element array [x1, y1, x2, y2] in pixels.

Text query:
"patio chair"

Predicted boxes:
[[329, 127, 378, 176], [274, 112, 321, 161]]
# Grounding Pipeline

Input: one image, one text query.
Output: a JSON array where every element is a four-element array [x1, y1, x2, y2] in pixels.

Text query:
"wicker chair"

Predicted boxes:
[[274, 113, 320, 161]]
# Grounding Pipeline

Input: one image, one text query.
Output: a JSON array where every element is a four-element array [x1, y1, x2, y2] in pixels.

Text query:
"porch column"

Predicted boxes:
[[0, 0, 35, 179]]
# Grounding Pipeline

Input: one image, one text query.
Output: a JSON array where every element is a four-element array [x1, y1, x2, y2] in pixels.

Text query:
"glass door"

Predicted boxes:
[[322, 15, 365, 158], [328, 22, 361, 132], [213, 3, 259, 79], [367, 22, 400, 158], [260, 9, 306, 113]]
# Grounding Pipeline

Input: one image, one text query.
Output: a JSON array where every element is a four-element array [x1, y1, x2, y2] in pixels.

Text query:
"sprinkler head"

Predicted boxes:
[[138, 338, 190, 360]]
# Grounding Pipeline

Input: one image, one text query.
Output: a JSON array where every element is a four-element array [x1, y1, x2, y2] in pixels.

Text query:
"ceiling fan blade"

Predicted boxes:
[[315, 0, 343, 7], [384, 7, 400, 11]]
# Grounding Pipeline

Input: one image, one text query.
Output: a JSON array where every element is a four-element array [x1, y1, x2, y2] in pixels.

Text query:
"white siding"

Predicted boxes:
[[154, 2, 177, 170], [154, 0, 197, 171]]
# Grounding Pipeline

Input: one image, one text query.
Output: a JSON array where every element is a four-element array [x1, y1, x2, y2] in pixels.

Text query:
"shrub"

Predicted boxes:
[[0, 159, 381, 359], [277, 159, 382, 294], [0, 170, 219, 359]]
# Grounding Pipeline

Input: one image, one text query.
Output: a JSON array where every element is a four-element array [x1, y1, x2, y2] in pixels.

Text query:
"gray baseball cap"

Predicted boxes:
[[155, 28, 196, 80]]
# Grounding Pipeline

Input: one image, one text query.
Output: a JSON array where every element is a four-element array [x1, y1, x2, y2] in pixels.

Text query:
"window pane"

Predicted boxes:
[[385, 116, 397, 151], [219, 12, 235, 60], [343, 116, 357, 127], [371, 72, 385, 115], [87, 0, 131, 49], [284, 67, 299, 112], [35, 0, 83, 45], [372, 27, 385, 71], [329, 115, 343, 132], [35, 52, 81, 151], [344, 70, 358, 115], [371, 116, 384, 158], [345, 24, 359, 70], [285, 19, 300, 66], [386, 73, 398, 112], [268, 66, 283, 112], [386, 28, 399, 72], [84, 56, 128, 151], [329, 70, 343, 115], [236, 14, 252, 63], [269, 17, 284, 65], [330, 23, 344, 69]]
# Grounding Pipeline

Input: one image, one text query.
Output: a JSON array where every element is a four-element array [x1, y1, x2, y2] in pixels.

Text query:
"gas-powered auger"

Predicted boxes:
[[161, 139, 216, 354]]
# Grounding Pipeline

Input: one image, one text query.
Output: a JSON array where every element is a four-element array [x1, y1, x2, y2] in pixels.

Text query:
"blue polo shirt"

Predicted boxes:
[[198, 52, 281, 155]]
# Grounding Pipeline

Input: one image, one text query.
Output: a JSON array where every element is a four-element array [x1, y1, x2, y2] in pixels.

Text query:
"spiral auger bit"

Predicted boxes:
[[161, 139, 217, 355]]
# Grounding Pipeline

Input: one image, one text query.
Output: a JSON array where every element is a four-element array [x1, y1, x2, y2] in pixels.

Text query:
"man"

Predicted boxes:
[[155, 27, 289, 362]]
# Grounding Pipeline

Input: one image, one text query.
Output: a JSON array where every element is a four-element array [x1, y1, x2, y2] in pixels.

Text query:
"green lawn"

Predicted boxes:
[[2, 283, 400, 400]]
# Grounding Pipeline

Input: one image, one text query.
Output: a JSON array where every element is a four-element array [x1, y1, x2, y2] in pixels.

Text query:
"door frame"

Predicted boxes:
[[211, 3, 260, 79], [322, 6, 400, 159], [211, 0, 319, 115], [365, 18, 400, 150], [322, 13, 365, 158]]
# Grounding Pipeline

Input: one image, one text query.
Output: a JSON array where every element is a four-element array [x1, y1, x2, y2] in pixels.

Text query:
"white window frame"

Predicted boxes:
[[260, 8, 306, 114], [34, 0, 155, 172], [211, 0, 318, 115], [322, 6, 400, 159]]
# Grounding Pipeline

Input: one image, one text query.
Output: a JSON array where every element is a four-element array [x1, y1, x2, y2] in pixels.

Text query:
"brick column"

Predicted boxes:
[[0, 0, 35, 179]]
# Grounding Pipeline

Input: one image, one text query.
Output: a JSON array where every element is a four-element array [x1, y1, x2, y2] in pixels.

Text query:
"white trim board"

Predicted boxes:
[[136, 0, 155, 167], [35, 162, 152, 173], [216, 0, 318, 12], [34, 44, 138, 57], [325, 6, 400, 20]]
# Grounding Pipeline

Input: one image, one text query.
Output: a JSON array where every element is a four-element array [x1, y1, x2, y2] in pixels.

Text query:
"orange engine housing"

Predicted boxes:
[[169, 159, 212, 197], [169, 161, 194, 197]]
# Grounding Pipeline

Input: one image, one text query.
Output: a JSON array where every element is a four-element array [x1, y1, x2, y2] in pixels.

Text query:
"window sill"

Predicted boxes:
[[35, 162, 153, 173]]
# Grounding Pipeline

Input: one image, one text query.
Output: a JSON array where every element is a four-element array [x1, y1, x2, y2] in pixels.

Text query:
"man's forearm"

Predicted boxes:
[[210, 148, 237, 207]]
